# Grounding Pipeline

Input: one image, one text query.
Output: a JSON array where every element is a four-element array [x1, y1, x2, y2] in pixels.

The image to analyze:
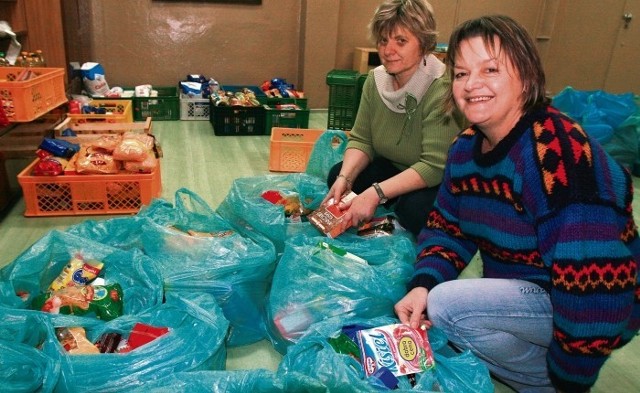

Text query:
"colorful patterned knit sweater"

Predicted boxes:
[[408, 105, 640, 392]]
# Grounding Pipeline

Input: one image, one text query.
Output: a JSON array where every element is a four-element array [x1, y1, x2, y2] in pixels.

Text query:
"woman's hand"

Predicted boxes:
[[395, 287, 430, 329], [322, 174, 352, 206], [341, 187, 379, 229], [322, 149, 370, 206]]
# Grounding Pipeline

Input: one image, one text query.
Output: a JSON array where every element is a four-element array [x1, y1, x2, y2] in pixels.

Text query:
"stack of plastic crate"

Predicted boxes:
[[326, 69, 360, 131]]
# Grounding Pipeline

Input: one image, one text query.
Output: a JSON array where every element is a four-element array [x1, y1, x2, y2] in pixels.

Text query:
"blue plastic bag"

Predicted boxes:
[[0, 292, 229, 393], [65, 216, 149, 251], [266, 235, 415, 354], [138, 188, 277, 346], [605, 113, 640, 171], [216, 173, 328, 253], [127, 369, 326, 393], [0, 309, 60, 393], [305, 129, 349, 181], [40, 291, 229, 392], [279, 316, 493, 392], [552, 87, 639, 169], [0, 230, 163, 316]]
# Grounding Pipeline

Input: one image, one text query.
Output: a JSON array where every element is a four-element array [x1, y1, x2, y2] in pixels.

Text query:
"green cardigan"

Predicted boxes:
[[348, 69, 463, 187]]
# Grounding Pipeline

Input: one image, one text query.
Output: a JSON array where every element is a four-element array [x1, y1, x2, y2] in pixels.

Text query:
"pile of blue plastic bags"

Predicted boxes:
[[0, 130, 494, 392]]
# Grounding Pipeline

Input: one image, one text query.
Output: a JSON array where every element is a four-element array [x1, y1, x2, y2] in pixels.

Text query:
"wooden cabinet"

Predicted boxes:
[[0, 0, 67, 68]]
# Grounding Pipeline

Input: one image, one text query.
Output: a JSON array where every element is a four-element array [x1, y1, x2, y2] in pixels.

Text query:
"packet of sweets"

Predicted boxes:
[[95, 332, 122, 353], [56, 327, 100, 354], [357, 215, 395, 237], [34, 283, 124, 321], [126, 323, 169, 350], [49, 255, 104, 291]]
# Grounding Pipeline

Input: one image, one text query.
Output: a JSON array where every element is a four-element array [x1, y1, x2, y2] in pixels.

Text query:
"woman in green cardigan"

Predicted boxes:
[[324, 0, 464, 236]]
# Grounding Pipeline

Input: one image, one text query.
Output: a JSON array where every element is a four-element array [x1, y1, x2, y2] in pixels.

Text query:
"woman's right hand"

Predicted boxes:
[[322, 174, 351, 206], [395, 287, 430, 329]]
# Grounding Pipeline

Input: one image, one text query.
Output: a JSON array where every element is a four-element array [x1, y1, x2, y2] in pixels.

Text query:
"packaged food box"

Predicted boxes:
[[308, 191, 357, 238]]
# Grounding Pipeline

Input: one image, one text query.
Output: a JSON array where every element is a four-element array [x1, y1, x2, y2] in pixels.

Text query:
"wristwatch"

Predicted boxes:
[[372, 182, 388, 204]]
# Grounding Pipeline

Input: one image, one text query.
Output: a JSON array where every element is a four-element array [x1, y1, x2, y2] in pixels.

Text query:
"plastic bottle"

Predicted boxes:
[[0, 52, 10, 66], [34, 50, 46, 67], [15, 51, 29, 67]]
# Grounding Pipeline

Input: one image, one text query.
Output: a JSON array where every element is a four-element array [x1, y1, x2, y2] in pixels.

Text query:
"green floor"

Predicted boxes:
[[0, 112, 638, 392]]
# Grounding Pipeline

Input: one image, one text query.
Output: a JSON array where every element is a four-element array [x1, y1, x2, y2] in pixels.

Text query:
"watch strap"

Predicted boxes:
[[372, 182, 388, 204]]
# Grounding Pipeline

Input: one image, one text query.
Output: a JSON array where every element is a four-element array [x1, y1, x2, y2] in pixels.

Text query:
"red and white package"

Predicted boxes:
[[356, 323, 435, 377], [308, 192, 357, 238]]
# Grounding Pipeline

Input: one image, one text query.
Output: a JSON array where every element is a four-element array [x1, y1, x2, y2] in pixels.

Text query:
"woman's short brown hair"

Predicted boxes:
[[369, 0, 438, 55], [445, 15, 548, 113]]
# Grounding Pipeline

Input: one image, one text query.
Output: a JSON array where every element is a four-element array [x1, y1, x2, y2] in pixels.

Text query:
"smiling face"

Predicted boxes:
[[378, 25, 424, 88], [452, 36, 525, 141]]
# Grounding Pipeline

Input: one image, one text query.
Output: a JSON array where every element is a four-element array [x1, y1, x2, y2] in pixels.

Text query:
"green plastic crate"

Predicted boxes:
[[209, 85, 267, 135], [264, 105, 310, 135], [133, 86, 180, 121], [257, 95, 308, 109], [326, 69, 360, 130], [210, 102, 266, 136]]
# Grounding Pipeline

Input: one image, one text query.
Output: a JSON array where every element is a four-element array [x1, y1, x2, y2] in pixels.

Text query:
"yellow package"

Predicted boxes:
[[49, 255, 104, 291]]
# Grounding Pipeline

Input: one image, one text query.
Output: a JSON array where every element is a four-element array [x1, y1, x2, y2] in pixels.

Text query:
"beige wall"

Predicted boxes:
[[70, 0, 304, 97], [63, 0, 637, 110]]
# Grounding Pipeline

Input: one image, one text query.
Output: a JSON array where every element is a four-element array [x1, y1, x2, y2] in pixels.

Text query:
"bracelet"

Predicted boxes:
[[337, 174, 353, 185]]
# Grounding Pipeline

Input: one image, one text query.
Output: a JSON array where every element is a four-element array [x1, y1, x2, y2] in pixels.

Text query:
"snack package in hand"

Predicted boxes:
[[356, 323, 435, 378], [308, 191, 357, 238]]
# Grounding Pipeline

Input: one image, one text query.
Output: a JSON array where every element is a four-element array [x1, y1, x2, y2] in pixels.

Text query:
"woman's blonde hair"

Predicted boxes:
[[369, 0, 438, 55]]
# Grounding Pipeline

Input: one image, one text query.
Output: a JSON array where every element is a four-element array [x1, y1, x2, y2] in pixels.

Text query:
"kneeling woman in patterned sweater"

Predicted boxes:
[[394, 14, 639, 393]]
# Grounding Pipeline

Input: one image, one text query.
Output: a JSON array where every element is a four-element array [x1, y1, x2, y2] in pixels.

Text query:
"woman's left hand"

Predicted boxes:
[[340, 187, 379, 230]]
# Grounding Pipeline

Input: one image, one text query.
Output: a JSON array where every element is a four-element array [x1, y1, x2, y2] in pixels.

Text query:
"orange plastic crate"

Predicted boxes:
[[18, 159, 162, 217], [0, 67, 67, 122], [268, 127, 325, 172], [66, 99, 133, 125]]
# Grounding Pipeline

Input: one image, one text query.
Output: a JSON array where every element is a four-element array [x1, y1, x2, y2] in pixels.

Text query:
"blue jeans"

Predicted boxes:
[[427, 278, 555, 393]]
